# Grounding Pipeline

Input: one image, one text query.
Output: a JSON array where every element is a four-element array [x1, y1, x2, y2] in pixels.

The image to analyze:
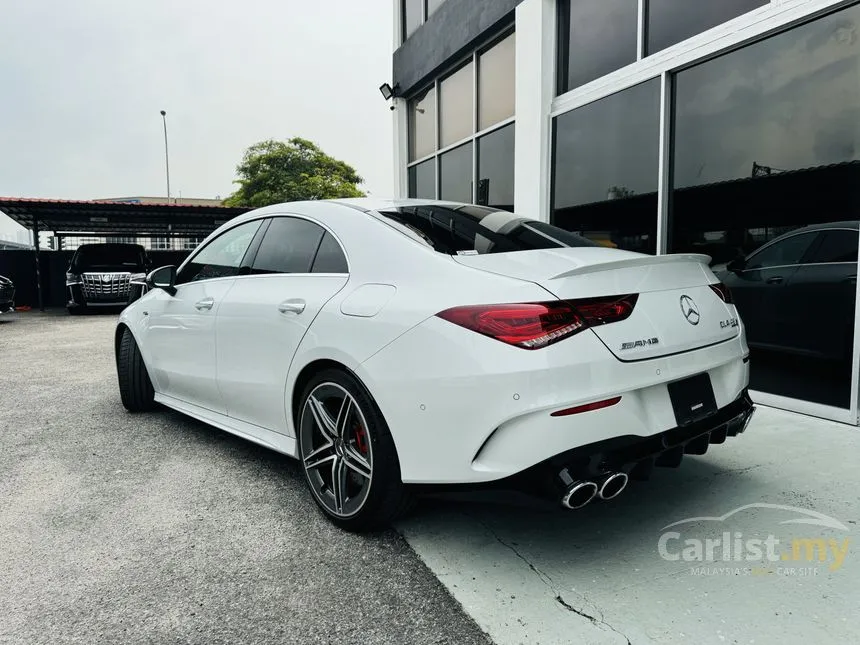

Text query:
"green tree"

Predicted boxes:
[[224, 138, 365, 207]]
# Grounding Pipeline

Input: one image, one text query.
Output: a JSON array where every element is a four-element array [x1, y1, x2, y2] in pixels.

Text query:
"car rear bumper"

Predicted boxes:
[[357, 316, 750, 484]]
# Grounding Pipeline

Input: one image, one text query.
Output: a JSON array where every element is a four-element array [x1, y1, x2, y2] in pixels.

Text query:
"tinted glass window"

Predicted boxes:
[[378, 205, 597, 255], [403, 0, 422, 39], [670, 4, 860, 409], [439, 62, 474, 148], [408, 159, 436, 199], [312, 232, 349, 273], [478, 32, 516, 131], [647, 0, 768, 54], [808, 229, 859, 264], [558, 0, 638, 93], [408, 86, 436, 161], [552, 79, 660, 253], [178, 220, 261, 284], [439, 142, 473, 203], [73, 245, 145, 269], [746, 233, 817, 270], [477, 123, 514, 210], [252, 218, 325, 275]]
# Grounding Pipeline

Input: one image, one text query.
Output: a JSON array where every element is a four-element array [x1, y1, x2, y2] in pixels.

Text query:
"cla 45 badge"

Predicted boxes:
[[720, 317, 739, 329]]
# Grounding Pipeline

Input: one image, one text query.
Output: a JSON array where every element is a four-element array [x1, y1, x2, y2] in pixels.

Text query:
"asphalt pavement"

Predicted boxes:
[[0, 312, 491, 645]]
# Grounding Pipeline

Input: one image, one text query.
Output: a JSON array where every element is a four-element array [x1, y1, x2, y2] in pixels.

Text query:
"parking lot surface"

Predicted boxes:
[[0, 313, 490, 645], [399, 410, 860, 645]]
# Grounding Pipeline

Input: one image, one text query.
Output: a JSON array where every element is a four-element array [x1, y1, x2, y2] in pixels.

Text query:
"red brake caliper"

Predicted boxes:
[[354, 423, 369, 455]]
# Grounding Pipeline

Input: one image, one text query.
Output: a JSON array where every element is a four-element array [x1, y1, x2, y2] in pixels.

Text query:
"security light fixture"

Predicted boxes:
[[379, 83, 398, 100]]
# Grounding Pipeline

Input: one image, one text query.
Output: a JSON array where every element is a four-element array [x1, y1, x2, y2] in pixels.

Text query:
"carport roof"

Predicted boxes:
[[0, 197, 251, 236]]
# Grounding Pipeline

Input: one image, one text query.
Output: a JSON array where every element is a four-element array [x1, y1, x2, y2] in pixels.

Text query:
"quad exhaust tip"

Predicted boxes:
[[561, 481, 599, 509], [597, 472, 629, 500]]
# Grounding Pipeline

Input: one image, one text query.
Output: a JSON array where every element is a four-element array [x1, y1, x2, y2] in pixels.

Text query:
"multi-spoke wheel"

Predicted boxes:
[[298, 369, 411, 531]]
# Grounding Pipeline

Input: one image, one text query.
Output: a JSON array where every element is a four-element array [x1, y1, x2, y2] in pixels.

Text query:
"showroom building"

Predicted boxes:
[[390, 0, 860, 425]]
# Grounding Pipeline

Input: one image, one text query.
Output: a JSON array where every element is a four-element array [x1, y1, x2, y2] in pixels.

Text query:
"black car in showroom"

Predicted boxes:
[[0, 275, 15, 315], [714, 221, 858, 363], [66, 243, 151, 314]]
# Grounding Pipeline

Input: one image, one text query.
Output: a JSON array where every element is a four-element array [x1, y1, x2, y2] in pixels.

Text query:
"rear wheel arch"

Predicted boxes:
[[291, 359, 359, 426]]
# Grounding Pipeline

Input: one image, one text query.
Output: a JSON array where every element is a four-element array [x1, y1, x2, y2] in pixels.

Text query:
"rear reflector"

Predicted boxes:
[[551, 396, 622, 417], [709, 282, 733, 304], [436, 294, 638, 350]]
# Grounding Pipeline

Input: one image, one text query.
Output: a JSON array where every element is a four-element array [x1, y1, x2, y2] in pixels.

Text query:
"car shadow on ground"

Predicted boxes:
[[400, 456, 766, 556]]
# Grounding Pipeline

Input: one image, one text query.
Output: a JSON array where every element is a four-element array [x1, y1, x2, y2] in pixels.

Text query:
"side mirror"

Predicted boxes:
[[147, 265, 177, 296], [727, 257, 746, 274]]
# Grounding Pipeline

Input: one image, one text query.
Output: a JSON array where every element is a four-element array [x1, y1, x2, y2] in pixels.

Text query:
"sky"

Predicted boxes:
[[0, 0, 395, 237]]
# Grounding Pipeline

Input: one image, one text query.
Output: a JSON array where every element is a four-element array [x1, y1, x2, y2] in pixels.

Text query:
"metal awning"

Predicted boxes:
[[0, 197, 251, 237], [0, 197, 253, 311]]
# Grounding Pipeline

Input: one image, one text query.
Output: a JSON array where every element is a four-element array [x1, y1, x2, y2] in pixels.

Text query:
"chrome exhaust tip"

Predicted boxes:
[[561, 481, 599, 509], [597, 472, 629, 500]]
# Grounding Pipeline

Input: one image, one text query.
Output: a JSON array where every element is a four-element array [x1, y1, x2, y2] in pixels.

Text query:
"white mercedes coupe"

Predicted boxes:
[[115, 199, 754, 531]]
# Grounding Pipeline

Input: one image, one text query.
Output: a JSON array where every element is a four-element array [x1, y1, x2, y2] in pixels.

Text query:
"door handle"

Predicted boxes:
[[194, 297, 215, 311], [766, 276, 784, 284], [278, 299, 306, 315], [844, 276, 857, 285]]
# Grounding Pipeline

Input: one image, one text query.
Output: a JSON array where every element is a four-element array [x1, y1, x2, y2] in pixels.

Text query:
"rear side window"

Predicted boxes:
[[252, 217, 325, 275], [807, 230, 858, 264], [377, 205, 597, 254], [311, 232, 348, 273]]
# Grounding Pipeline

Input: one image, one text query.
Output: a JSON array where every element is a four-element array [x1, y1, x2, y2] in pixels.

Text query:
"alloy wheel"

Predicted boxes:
[[300, 382, 374, 518]]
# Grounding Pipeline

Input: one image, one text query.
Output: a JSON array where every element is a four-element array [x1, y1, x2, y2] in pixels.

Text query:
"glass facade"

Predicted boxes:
[[477, 123, 515, 210], [439, 62, 474, 148], [647, 0, 768, 54], [478, 32, 516, 131], [407, 30, 515, 207], [408, 86, 436, 162], [552, 79, 660, 253], [670, 3, 860, 409], [440, 143, 473, 203], [557, 0, 638, 93], [408, 159, 436, 200]]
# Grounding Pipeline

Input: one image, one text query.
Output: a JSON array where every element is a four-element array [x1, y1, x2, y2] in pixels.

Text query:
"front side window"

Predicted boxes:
[[251, 217, 325, 275], [378, 205, 597, 255], [746, 233, 817, 270], [177, 220, 261, 284]]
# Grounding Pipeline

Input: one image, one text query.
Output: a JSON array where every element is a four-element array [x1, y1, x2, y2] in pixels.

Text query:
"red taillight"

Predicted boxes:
[[551, 396, 622, 417], [709, 282, 733, 304], [437, 302, 584, 349], [571, 294, 638, 326], [436, 294, 638, 350]]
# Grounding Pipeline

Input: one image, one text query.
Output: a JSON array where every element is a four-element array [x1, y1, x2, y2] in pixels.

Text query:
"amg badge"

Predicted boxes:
[[620, 337, 659, 351]]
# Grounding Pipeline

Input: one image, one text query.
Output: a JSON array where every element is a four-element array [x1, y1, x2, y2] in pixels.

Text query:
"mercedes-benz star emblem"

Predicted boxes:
[[102, 274, 111, 283], [679, 295, 700, 325]]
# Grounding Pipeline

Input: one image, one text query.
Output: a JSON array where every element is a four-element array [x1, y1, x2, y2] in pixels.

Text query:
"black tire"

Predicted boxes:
[[297, 368, 412, 532], [117, 327, 156, 412]]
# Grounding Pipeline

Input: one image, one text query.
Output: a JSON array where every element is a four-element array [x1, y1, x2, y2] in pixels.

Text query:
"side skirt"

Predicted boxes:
[[154, 392, 299, 459]]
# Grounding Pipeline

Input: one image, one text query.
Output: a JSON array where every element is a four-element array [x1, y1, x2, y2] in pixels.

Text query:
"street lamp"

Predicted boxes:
[[160, 110, 171, 202]]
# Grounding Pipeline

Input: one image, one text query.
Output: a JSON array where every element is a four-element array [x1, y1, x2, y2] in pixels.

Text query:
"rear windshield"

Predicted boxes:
[[73, 245, 145, 268], [377, 205, 597, 255]]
